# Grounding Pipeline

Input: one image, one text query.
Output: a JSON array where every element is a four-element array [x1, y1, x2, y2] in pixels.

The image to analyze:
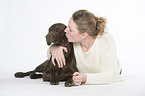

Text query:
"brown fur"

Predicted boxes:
[[14, 23, 78, 87]]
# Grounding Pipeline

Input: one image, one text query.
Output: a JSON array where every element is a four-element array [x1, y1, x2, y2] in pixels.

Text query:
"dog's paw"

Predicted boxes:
[[14, 72, 26, 78], [65, 82, 73, 87], [50, 80, 59, 85]]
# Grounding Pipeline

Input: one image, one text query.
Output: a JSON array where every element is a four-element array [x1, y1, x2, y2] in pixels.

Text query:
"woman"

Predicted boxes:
[[48, 10, 123, 85]]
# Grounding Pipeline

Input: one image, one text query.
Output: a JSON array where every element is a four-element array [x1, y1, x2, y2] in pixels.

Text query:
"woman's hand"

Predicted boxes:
[[49, 44, 68, 68], [73, 72, 87, 85]]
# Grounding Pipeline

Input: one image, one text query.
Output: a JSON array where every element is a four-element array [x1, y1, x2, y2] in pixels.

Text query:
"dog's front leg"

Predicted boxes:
[[65, 73, 73, 87], [49, 65, 59, 85], [50, 71, 59, 85]]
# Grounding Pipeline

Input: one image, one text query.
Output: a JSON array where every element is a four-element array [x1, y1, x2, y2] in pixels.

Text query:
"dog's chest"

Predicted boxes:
[[58, 65, 71, 73], [57, 65, 73, 80]]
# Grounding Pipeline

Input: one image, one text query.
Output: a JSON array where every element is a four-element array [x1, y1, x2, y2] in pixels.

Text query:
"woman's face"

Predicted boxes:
[[64, 18, 83, 42]]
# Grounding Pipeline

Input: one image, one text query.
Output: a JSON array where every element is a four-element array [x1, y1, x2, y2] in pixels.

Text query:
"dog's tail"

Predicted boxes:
[[14, 71, 43, 79], [14, 71, 35, 78]]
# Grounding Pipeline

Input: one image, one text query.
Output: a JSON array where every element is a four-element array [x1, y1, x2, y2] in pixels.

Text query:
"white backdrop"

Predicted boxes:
[[0, 0, 145, 79]]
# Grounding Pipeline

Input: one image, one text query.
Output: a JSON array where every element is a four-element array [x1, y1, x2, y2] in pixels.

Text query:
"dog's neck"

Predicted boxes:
[[59, 36, 69, 47]]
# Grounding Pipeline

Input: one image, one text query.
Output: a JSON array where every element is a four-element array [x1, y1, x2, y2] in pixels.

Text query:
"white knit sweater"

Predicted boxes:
[[73, 32, 123, 84], [47, 32, 123, 85]]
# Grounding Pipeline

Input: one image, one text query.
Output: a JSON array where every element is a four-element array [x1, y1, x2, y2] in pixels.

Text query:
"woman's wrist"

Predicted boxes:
[[49, 44, 57, 54], [82, 73, 87, 83]]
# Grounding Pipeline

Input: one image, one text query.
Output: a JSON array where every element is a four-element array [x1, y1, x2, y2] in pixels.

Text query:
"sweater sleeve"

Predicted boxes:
[[47, 47, 51, 59], [85, 42, 117, 84]]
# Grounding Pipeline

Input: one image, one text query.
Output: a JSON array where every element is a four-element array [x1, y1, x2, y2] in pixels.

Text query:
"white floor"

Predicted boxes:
[[0, 73, 145, 96]]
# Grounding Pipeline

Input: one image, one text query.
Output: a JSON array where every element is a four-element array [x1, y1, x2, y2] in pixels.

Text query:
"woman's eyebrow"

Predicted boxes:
[[68, 25, 74, 32], [68, 25, 72, 29]]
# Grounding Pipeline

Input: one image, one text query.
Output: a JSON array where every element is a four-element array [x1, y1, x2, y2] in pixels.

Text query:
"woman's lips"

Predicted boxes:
[[65, 34, 68, 38]]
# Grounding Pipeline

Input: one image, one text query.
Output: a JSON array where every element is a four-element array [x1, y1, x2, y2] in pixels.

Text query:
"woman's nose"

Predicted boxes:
[[64, 27, 68, 33]]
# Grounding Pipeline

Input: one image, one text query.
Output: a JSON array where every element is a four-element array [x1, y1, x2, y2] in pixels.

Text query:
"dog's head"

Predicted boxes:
[[46, 23, 67, 46]]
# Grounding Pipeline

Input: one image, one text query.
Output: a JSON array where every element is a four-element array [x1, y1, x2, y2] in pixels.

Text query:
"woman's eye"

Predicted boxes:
[[69, 29, 72, 32]]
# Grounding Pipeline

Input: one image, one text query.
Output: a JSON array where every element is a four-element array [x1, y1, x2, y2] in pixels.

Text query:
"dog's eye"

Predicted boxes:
[[56, 28, 59, 32]]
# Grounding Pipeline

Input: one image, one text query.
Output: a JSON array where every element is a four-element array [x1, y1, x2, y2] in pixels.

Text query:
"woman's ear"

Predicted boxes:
[[81, 32, 89, 39]]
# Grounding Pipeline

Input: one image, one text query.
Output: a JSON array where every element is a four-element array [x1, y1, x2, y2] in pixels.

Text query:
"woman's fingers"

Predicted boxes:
[[52, 54, 62, 68], [73, 72, 83, 85], [61, 53, 66, 66], [51, 57, 56, 66], [56, 56, 61, 67], [73, 72, 80, 76], [58, 55, 63, 68], [62, 47, 68, 53], [50, 46, 67, 68], [73, 75, 81, 81], [73, 76, 82, 85], [62, 47, 67, 66]]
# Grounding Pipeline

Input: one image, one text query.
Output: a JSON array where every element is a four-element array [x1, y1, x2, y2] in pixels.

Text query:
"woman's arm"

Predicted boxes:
[[72, 41, 118, 85], [48, 44, 68, 68], [85, 42, 117, 84]]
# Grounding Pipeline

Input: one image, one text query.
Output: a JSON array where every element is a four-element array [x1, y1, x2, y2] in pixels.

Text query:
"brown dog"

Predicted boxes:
[[14, 23, 78, 87]]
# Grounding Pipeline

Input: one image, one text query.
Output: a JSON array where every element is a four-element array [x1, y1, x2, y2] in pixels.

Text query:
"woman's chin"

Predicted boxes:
[[68, 39, 74, 42], [67, 37, 76, 42], [68, 40, 72, 42]]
